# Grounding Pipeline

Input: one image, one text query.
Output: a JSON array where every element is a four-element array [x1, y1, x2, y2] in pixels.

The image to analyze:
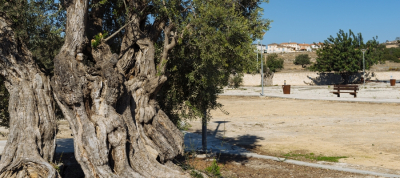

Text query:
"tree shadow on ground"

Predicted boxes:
[[192, 120, 265, 151], [304, 72, 375, 85], [54, 152, 84, 178]]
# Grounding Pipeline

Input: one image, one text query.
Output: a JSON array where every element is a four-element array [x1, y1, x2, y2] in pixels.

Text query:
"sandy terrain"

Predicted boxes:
[[188, 96, 400, 174]]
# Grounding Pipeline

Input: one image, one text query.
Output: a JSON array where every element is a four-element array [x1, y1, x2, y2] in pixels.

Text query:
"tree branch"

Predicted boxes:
[[103, 18, 135, 42]]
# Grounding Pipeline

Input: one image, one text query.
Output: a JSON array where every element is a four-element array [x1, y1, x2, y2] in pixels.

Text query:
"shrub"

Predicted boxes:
[[382, 54, 400, 63], [228, 73, 243, 88], [265, 53, 284, 73], [294, 54, 311, 68], [205, 159, 221, 177]]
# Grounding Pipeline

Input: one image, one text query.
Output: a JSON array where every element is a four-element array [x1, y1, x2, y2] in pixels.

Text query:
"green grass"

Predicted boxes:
[[283, 152, 347, 162], [205, 159, 221, 177], [190, 170, 204, 178]]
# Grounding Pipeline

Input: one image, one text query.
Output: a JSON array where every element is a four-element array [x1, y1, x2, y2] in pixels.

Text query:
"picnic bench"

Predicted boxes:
[[330, 85, 359, 98]]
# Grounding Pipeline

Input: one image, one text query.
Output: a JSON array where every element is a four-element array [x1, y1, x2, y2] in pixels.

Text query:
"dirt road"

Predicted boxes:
[[188, 96, 400, 174]]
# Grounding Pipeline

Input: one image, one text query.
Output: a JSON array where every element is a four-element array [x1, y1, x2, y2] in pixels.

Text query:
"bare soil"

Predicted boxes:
[[180, 154, 379, 178], [2, 95, 399, 177], [188, 96, 400, 175]]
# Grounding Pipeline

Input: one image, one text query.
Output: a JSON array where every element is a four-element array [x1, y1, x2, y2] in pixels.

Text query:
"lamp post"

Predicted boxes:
[[256, 44, 258, 63], [259, 32, 265, 96], [361, 49, 366, 86]]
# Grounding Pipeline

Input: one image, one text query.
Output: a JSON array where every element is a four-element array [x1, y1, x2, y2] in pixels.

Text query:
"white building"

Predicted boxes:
[[268, 43, 295, 53], [298, 43, 312, 51], [311, 42, 323, 50], [252, 44, 267, 53], [281, 42, 299, 51]]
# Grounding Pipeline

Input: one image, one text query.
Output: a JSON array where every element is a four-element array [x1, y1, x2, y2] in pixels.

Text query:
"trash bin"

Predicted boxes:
[[390, 79, 396, 86], [282, 85, 290, 94]]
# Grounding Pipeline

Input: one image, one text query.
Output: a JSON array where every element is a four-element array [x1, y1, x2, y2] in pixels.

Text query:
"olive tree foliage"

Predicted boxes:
[[157, 0, 271, 124], [261, 53, 283, 85], [0, 0, 269, 177], [265, 53, 284, 73], [294, 54, 311, 68], [53, 0, 268, 177], [310, 29, 383, 83]]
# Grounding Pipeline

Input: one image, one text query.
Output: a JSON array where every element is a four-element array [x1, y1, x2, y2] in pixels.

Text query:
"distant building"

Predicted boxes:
[[311, 42, 323, 50], [280, 42, 299, 51], [298, 43, 312, 51], [267, 43, 294, 53], [252, 44, 267, 53], [266, 42, 321, 53]]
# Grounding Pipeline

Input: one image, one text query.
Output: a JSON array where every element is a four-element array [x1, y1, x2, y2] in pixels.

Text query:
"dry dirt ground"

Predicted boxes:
[[187, 96, 400, 176], [180, 155, 379, 178], [1, 95, 398, 177]]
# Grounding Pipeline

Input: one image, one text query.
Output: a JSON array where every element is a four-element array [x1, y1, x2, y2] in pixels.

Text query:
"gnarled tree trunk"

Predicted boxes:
[[262, 68, 274, 86], [0, 16, 59, 178], [52, 0, 186, 177]]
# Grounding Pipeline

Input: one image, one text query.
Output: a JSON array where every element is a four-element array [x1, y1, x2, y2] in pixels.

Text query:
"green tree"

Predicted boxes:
[[0, 0, 65, 176], [1, 0, 270, 176], [294, 54, 311, 68], [382, 47, 400, 63], [157, 0, 270, 124], [265, 53, 284, 73], [310, 29, 383, 83]]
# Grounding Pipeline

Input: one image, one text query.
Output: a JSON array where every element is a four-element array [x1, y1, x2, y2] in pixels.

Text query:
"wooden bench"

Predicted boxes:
[[330, 85, 359, 98]]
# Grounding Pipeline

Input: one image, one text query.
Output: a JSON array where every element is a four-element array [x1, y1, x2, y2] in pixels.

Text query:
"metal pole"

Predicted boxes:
[[256, 45, 258, 63], [363, 52, 365, 86], [261, 45, 264, 96], [361, 49, 366, 86]]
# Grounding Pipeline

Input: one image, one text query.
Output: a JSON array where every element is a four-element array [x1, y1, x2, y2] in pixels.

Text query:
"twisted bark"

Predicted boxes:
[[0, 16, 59, 178], [51, 0, 186, 177]]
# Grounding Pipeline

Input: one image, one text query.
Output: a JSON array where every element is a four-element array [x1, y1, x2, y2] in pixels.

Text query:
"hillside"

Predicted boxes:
[[264, 51, 400, 73]]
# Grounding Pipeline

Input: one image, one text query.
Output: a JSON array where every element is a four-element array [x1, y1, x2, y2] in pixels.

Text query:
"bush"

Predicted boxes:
[[294, 54, 311, 68], [228, 73, 243, 88], [382, 54, 400, 63], [205, 159, 221, 177], [265, 53, 284, 73]]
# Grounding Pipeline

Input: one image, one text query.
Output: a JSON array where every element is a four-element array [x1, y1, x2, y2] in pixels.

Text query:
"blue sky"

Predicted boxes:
[[258, 0, 400, 45]]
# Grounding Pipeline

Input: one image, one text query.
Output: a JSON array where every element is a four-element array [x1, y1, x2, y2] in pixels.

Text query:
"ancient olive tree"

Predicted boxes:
[[0, 15, 59, 178], [51, 0, 269, 177], [310, 29, 383, 84], [0, 0, 64, 177], [1, 0, 269, 177]]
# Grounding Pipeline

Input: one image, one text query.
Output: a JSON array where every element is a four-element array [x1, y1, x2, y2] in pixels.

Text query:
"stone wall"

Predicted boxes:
[[242, 72, 400, 86]]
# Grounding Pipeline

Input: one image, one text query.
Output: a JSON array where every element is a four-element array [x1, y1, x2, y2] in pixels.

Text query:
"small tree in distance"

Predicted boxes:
[[294, 54, 311, 68], [266, 53, 284, 73], [262, 53, 284, 85], [310, 29, 383, 84]]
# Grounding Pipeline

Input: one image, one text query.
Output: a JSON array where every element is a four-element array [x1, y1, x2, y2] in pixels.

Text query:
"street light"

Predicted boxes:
[[259, 32, 265, 96], [361, 49, 367, 86], [256, 43, 258, 63]]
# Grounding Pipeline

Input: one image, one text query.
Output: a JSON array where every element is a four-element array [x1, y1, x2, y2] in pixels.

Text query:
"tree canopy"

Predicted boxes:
[[294, 54, 311, 68], [0, 0, 271, 177], [158, 0, 271, 124], [265, 53, 284, 73], [310, 29, 383, 75]]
